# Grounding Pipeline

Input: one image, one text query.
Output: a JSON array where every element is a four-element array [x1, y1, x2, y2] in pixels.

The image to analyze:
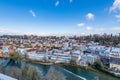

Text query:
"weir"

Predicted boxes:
[[63, 69, 87, 80]]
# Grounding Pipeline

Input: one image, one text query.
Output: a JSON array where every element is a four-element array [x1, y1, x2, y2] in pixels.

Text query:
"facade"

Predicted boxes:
[[77, 53, 97, 66], [51, 53, 71, 63], [86, 54, 97, 64], [0, 49, 2, 57], [2, 46, 10, 53], [109, 48, 120, 72]]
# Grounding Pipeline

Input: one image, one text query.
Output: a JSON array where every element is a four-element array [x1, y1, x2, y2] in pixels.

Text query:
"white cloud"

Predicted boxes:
[[69, 0, 73, 3], [77, 23, 85, 27], [55, 1, 59, 7], [29, 10, 36, 17], [0, 28, 23, 35], [94, 27, 120, 31], [115, 14, 120, 19], [110, 0, 120, 12], [86, 26, 92, 30], [111, 27, 120, 30], [115, 15, 120, 22], [0, 28, 8, 33], [98, 28, 106, 31], [86, 13, 94, 20], [81, 32, 85, 35]]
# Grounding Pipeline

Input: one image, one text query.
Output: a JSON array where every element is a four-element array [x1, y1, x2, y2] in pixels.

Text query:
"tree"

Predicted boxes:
[[9, 51, 23, 62], [46, 67, 66, 80], [94, 60, 104, 69], [22, 65, 43, 80], [24, 52, 28, 60], [0, 65, 5, 74], [10, 67, 21, 79], [70, 51, 77, 65], [21, 64, 29, 79]]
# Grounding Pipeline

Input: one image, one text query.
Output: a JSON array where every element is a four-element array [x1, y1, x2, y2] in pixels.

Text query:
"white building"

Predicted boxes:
[[51, 53, 71, 63], [109, 47, 120, 72], [77, 53, 97, 66], [86, 54, 97, 64], [2, 46, 10, 53]]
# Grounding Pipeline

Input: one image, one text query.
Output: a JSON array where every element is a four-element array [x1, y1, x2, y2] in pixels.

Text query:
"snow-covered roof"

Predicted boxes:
[[88, 45, 106, 51], [106, 47, 120, 53], [111, 48, 120, 53], [73, 50, 80, 54]]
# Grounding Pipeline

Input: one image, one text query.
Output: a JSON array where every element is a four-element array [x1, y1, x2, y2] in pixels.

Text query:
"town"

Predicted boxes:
[[1, 0, 120, 80], [0, 34, 120, 79]]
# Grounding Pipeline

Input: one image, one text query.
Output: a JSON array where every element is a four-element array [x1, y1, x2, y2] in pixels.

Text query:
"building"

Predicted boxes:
[[51, 53, 71, 63], [77, 53, 98, 66], [0, 49, 3, 57], [109, 47, 120, 72]]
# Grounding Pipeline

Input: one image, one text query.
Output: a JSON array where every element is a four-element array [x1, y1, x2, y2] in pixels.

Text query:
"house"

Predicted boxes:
[[26, 48, 46, 61], [51, 53, 71, 63], [0, 49, 3, 57], [77, 53, 98, 66], [63, 42, 69, 50], [117, 43, 120, 47], [109, 47, 120, 72], [88, 45, 106, 55], [76, 53, 86, 66], [2, 46, 10, 53], [1, 46, 10, 57], [77, 58, 87, 66], [85, 54, 97, 64], [79, 44, 87, 52], [71, 50, 81, 61]]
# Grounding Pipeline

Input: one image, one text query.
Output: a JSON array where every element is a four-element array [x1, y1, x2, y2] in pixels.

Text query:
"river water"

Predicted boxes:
[[0, 59, 120, 80]]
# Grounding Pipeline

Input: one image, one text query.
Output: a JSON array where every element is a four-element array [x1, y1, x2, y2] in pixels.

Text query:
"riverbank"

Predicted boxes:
[[1, 57, 120, 79], [22, 57, 120, 78], [0, 58, 120, 80], [25, 58, 54, 65], [55, 63, 120, 78], [23, 58, 120, 78]]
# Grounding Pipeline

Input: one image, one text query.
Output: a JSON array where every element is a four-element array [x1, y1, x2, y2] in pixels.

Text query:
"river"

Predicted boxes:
[[0, 59, 120, 80]]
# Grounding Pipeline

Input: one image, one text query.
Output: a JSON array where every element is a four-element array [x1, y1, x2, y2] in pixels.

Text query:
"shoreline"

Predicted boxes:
[[54, 63, 120, 78], [0, 57, 120, 78], [25, 58, 120, 78]]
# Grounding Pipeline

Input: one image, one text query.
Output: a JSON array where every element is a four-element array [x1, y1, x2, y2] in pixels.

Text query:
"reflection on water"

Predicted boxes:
[[60, 65, 120, 80], [0, 59, 83, 80], [0, 59, 120, 80]]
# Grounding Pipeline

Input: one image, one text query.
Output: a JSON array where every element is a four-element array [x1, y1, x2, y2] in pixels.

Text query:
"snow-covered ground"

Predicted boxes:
[[0, 73, 17, 80]]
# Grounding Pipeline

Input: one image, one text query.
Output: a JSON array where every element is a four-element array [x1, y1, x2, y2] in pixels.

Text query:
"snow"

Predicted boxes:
[[0, 73, 17, 80]]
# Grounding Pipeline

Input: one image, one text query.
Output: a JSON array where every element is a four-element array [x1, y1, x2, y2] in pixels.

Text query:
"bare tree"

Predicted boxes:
[[0, 65, 5, 74], [46, 67, 66, 80], [22, 64, 43, 80], [9, 67, 21, 79]]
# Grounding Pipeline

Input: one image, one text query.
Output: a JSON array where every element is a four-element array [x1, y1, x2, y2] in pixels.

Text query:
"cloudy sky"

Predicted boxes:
[[0, 0, 120, 35]]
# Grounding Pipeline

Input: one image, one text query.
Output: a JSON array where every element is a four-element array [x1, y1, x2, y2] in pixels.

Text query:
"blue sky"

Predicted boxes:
[[0, 0, 120, 36]]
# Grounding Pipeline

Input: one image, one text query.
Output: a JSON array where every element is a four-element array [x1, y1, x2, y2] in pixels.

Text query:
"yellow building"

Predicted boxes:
[[0, 49, 3, 57]]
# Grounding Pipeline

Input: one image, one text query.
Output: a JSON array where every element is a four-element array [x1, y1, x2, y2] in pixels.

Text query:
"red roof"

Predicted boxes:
[[26, 48, 37, 52]]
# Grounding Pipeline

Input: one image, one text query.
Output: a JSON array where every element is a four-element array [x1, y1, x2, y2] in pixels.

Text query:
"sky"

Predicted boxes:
[[0, 0, 120, 36]]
